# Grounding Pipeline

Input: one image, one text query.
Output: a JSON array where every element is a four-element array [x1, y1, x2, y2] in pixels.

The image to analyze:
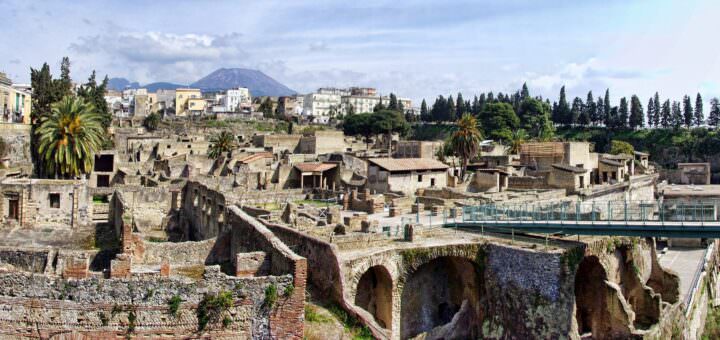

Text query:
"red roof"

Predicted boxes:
[[368, 158, 449, 172]]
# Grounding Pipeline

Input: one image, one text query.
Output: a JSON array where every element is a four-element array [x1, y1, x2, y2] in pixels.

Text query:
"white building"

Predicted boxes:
[[303, 92, 342, 123], [211, 87, 252, 113]]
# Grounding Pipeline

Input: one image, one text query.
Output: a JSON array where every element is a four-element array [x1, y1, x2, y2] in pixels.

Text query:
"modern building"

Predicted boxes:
[[175, 88, 203, 116], [303, 92, 342, 123], [214, 88, 251, 113], [0, 72, 31, 124]]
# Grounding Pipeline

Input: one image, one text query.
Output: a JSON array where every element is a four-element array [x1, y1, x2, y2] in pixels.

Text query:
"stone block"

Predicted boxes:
[[411, 203, 425, 214], [160, 260, 170, 277], [235, 251, 269, 277]]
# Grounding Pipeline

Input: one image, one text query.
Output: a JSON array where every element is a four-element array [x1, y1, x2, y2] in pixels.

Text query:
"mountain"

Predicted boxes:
[[107, 78, 140, 91], [190, 68, 296, 97], [143, 82, 187, 92]]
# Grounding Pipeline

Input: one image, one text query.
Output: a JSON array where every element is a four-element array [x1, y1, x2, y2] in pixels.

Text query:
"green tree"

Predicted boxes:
[[709, 98, 720, 128], [555, 86, 570, 125], [618, 97, 629, 128], [449, 114, 482, 180], [653, 92, 661, 127], [585, 91, 596, 125], [609, 140, 634, 155], [660, 99, 671, 128], [372, 109, 410, 137], [259, 97, 273, 118], [570, 97, 583, 126], [629, 95, 644, 129], [694, 93, 704, 126], [507, 129, 528, 155], [446, 95, 456, 121], [388, 93, 399, 111], [518, 98, 554, 141], [143, 112, 160, 131], [520, 83, 530, 100], [683, 95, 693, 127], [208, 131, 236, 159], [343, 113, 374, 146], [58, 57, 73, 98], [479, 102, 519, 142], [672, 101, 683, 129], [36, 96, 104, 178], [77, 71, 112, 128], [646, 97, 655, 128], [603, 89, 611, 126], [420, 99, 430, 121], [455, 93, 465, 119]]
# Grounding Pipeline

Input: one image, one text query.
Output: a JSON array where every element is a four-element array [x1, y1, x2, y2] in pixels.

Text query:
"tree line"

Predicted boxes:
[[420, 82, 720, 131]]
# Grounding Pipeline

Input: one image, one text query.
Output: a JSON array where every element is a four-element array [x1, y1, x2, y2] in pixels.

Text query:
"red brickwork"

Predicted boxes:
[[110, 254, 132, 278], [62, 256, 89, 279], [270, 257, 307, 340], [160, 260, 170, 277]]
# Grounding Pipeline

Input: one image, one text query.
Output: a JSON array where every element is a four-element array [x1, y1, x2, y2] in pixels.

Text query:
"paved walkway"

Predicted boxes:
[[658, 247, 707, 302]]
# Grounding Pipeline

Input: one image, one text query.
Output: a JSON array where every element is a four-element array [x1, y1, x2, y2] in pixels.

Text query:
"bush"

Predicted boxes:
[[168, 295, 182, 317], [197, 291, 233, 331], [264, 284, 278, 308], [609, 140, 634, 155]]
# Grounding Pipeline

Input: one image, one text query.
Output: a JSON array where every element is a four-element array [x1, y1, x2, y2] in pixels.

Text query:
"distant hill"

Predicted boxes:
[[107, 78, 140, 91], [107, 68, 295, 97], [143, 82, 187, 92], [190, 68, 296, 97]]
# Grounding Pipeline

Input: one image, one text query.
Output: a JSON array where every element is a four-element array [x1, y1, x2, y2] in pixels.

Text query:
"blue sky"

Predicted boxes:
[[2, 0, 720, 105]]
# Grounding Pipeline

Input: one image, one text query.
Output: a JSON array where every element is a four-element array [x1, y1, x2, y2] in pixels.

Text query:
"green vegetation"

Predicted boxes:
[[327, 304, 373, 340], [283, 284, 294, 297], [264, 283, 278, 308], [294, 199, 334, 207], [143, 112, 160, 131], [609, 140, 634, 155], [127, 310, 136, 333], [168, 295, 182, 317], [98, 312, 109, 326], [305, 305, 332, 323], [702, 301, 720, 339], [449, 114, 483, 179], [342, 110, 410, 145], [556, 126, 720, 168], [208, 131, 237, 159], [36, 96, 105, 178], [560, 246, 585, 273], [197, 290, 234, 331]]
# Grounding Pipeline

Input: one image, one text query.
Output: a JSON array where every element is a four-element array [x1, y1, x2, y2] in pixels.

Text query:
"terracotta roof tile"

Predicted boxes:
[[368, 158, 448, 172], [294, 162, 337, 172]]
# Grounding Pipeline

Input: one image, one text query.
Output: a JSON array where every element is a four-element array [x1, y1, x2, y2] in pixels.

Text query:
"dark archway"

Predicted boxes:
[[355, 265, 393, 329], [400, 256, 482, 339], [575, 256, 608, 336]]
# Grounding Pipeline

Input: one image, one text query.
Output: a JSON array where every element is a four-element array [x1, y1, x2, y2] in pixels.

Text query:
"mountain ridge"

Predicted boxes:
[[107, 68, 295, 97]]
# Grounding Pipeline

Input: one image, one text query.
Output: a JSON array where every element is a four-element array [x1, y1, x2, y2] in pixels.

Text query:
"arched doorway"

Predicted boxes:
[[355, 265, 393, 329], [400, 256, 482, 339]]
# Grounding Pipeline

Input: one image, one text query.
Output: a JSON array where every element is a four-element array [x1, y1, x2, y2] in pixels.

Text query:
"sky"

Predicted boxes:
[[2, 0, 720, 106]]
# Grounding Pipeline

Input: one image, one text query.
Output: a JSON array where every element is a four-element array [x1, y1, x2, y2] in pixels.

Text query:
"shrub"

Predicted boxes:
[[168, 295, 182, 317], [264, 284, 278, 308], [197, 291, 233, 331]]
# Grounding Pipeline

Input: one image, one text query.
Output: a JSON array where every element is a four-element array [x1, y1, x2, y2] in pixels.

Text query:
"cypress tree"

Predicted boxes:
[[471, 96, 480, 115], [420, 99, 430, 121], [572, 97, 586, 126], [603, 89, 611, 126], [672, 101, 683, 129], [585, 91, 596, 125], [629, 95, 644, 129], [653, 92, 661, 127], [521, 82, 530, 100], [660, 100, 671, 128], [618, 97, 629, 128], [709, 98, 720, 128], [596, 96, 604, 126], [682, 95, 693, 127], [557, 86, 570, 125], [646, 97, 655, 127], [456, 93, 464, 118], [694, 93, 704, 126]]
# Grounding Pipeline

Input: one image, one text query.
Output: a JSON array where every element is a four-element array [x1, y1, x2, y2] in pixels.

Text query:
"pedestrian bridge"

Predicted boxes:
[[440, 200, 720, 238]]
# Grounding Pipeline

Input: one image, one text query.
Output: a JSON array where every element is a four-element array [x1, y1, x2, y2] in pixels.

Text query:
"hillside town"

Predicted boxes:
[[2, 57, 720, 339], [4, 1, 720, 338]]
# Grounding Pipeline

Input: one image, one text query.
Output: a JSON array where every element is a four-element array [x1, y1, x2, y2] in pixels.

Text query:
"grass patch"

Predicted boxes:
[[305, 305, 332, 323], [168, 295, 182, 317], [294, 199, 333, 207], [264, 284, 278, 308], [327, 304, 373, 340], [146, 236, 167, 243]]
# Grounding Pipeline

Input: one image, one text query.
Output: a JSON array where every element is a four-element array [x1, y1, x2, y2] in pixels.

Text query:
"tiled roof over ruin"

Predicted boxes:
[[600, 158, 625, 167], [368, 158, 449, 172], [294, 162, 337, 172]]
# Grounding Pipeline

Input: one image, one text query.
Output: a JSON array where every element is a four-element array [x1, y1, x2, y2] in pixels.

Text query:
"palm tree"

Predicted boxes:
[[208, 131, 236, 159], [449, 114, 482, 180], [36, 96, 105, 178], [508, 129, 529, 155], [143, 112, 161, 131]]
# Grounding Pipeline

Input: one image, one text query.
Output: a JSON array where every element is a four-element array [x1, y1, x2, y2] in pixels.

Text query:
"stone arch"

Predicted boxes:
[[354, 265, 393, 329], [399, 256, 482, 339], [574, 255, 633, 339]]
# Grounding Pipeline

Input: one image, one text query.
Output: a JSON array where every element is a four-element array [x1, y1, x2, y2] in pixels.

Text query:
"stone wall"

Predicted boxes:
[[0, 123, 31, 166], [0, 267, 295, 338]]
